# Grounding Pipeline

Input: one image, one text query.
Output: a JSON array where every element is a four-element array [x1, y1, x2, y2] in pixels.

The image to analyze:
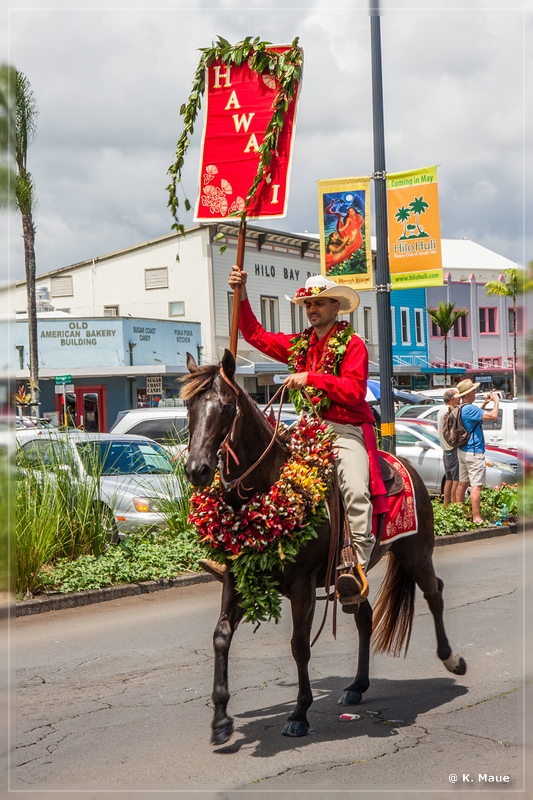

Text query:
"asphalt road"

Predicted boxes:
[[6, 532, 530, 800]]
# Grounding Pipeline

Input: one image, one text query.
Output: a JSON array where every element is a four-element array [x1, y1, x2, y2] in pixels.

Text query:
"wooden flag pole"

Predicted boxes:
[[229, 217, 247, 356]]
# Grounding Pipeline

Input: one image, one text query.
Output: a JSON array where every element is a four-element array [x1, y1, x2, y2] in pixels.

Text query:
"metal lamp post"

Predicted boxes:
[[370, 1, 396, 453]]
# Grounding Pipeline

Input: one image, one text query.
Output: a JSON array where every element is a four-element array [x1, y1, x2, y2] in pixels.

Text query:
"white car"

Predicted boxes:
[[110, 404, 300, 453], [16, 430, 184, 537], [109, 407, 189, 456], [395, 421, 519, 495], [400, 400, 517, 450]]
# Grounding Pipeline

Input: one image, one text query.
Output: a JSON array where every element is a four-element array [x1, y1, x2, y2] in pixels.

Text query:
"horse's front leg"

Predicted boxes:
[[282, 577, 316, 737], [211, 572, 244, 745], [338, 598, 373, 705]]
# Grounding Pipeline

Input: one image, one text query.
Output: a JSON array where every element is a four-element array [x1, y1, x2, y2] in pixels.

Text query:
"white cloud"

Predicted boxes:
[[2, 0, 531, 285]]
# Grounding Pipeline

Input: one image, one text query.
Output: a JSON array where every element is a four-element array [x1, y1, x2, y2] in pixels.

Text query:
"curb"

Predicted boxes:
[[12, 571, 215, 618], [10, 524, 520, 618], [434, 522, 518, 546]]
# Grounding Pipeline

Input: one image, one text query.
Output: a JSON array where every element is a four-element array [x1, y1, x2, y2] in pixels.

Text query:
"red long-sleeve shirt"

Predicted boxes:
[[239, 299, 375, 427]]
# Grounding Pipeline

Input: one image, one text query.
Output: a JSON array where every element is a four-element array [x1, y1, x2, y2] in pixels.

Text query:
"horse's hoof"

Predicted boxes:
[[443, 654, 467, 676], [211, 721, 234, 746], [282, 720, 310, 737], [338, 689, 362, 705]]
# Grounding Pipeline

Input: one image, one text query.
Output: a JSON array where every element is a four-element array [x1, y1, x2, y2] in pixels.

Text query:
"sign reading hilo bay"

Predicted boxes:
[[387, 165, 443, 288]]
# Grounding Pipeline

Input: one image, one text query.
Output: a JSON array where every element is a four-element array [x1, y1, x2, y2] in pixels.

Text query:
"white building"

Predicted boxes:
[[9, 223, 521, 426], [11, 223, 380, 402]]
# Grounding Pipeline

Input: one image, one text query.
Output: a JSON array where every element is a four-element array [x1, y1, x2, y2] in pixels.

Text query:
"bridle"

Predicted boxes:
[[216, 367, 293, 499]]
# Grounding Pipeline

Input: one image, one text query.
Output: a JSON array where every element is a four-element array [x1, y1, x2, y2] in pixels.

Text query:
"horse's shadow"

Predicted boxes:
[[212, 675, 468, 758]]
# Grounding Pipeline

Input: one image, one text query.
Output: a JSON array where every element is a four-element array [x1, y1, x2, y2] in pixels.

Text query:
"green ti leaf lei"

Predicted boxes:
[[167, 36, 303, 237], [287, 321, 355, 414], [188, 416, 336, 623]]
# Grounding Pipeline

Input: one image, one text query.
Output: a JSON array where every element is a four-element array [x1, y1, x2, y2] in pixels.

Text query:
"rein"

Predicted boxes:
[[217, 369, 289, 499], [217, 368, 242, 474]]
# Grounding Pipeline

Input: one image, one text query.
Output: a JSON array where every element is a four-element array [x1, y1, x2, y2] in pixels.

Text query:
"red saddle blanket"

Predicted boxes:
[[373, 452, 418, 544]]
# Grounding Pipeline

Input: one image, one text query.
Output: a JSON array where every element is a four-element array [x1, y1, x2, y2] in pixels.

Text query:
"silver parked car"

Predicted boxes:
[[395, 421, 518, 495], [16, 430, 183, 537]]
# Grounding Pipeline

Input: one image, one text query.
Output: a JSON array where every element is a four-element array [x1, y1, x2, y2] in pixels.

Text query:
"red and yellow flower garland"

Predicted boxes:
[[188, 416, 337, 556], [287, 320, 354, 413]]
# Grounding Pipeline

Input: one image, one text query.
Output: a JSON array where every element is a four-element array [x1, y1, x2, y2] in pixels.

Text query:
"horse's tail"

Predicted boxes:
[[371, 553, 415, 657]]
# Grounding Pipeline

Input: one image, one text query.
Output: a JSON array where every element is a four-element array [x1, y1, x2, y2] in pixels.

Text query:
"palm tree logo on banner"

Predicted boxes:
[[394, 196, 430, 240]]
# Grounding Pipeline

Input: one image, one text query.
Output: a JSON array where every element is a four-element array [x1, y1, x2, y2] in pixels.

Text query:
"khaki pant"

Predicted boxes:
[[329, 421, 375, 570]]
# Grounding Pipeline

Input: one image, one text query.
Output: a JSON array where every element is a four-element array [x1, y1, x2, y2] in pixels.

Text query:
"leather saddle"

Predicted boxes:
[[379, 455, 404, 497]]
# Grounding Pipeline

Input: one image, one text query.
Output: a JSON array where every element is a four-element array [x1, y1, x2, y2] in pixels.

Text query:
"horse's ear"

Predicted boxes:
[[186, 352, 199, 373], [221, 349, 236, 381]]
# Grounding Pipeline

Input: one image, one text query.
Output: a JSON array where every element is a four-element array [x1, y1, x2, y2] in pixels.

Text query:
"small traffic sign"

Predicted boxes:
[[55, 375, 72, 385], [55, 384, 74, 394]]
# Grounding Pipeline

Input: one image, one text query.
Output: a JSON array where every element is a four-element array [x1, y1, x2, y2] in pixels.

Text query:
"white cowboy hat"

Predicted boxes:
[[455, 378, 481, 397], [285, 275, 360, 314]]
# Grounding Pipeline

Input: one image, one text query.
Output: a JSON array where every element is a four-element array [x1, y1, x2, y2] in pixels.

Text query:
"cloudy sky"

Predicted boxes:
[[2, 0, 531, 285]]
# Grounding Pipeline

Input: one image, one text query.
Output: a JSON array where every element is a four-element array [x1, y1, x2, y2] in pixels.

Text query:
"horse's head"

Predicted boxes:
[[180, 349, 238, 488]]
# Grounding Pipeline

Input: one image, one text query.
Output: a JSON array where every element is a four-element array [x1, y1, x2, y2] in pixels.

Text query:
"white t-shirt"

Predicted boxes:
[[437, 404, 454, 452]]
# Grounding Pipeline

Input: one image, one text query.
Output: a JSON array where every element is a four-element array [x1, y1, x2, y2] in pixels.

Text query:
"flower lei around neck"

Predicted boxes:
[[188, 416, 337, 623], [287, 319, 355, 414]]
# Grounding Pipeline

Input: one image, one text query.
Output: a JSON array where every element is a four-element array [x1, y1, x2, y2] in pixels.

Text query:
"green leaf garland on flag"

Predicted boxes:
[[167, 36, 303, 235]]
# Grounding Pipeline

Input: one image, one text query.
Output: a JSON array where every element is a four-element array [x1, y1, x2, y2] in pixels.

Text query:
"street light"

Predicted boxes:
[[370, 0, 395, 453]]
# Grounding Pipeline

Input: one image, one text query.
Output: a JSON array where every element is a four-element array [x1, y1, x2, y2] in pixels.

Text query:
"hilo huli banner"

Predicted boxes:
[[387, 165, 443, 288], [317, 177, 373, 291], [194, 47, 301, 221]]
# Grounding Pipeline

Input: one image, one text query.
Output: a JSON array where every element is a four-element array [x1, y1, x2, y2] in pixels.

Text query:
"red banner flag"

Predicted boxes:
[[194, 47, 300, 221]]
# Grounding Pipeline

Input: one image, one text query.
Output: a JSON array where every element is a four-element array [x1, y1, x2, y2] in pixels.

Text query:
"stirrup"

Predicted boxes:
[[335, 563, 369, 613]]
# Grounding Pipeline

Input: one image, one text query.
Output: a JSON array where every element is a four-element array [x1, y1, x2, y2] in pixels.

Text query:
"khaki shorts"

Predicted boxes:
[[458, 450, 486, 486]]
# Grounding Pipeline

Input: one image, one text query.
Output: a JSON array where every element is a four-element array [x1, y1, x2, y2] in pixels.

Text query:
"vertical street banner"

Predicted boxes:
[[317, 177, 373, 291], [194, 47, 300, 221], [387, 165, 443, 288]]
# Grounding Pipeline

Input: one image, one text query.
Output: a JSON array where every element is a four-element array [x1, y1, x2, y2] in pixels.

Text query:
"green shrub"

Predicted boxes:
[[16, 442, 111, 596], [432, 500, 478, 536], [432, 483, 519, 537], [479, 482, 518, 521], [0, 451, 14, 592], [38, 527, 203, 594]]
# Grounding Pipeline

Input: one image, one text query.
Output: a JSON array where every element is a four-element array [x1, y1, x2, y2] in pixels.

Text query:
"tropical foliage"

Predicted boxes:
[[0, 63, 16, 207], [484, 267, 531, 398], [17, 480, 519, 600], [15, 70, 40, 413], [426, 301, 468, 387], [38, 529, 203, 594]]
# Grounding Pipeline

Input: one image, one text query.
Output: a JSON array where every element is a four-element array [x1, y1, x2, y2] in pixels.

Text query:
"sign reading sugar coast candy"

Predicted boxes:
[[387, 166, 443, 288]]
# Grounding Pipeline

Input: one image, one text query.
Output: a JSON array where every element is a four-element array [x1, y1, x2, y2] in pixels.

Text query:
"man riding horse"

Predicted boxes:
[[200, 267, 388, 611]]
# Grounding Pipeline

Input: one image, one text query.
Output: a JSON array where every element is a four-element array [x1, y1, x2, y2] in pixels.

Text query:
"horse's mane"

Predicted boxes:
[[179, 363, 290, 445], [179, 364, 220, 401]]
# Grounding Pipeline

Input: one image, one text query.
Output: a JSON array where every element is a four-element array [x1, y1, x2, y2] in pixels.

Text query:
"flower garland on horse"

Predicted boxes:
[[188, 415, 337, 622]]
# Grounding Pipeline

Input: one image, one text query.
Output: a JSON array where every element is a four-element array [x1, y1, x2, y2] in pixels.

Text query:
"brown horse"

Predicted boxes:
[[181, 350, 466, 745]]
